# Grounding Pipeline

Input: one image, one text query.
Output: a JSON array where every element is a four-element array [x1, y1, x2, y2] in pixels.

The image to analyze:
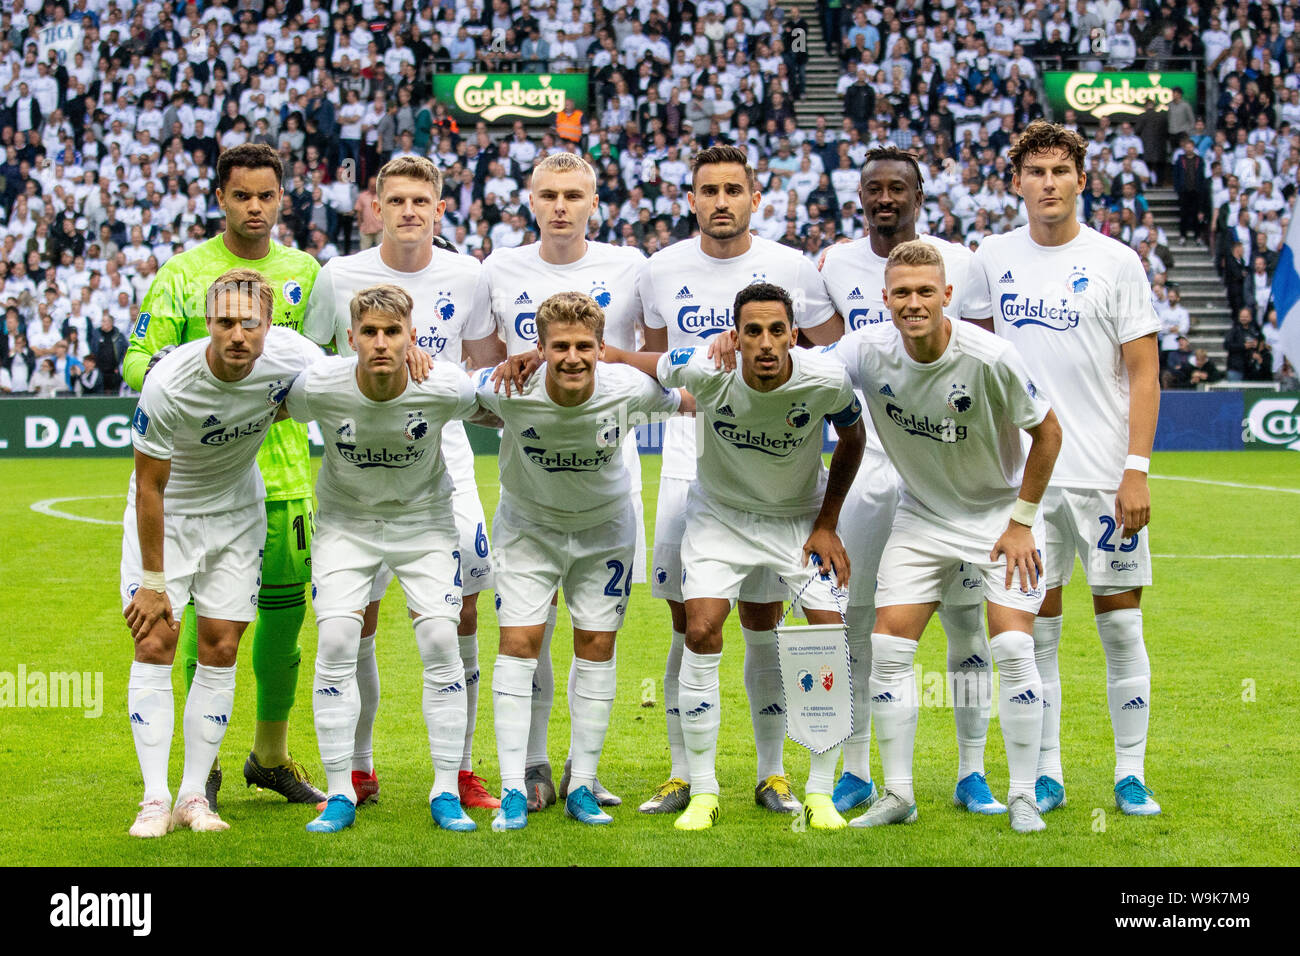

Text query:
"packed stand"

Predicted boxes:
[[0, 0, 1296, 396]]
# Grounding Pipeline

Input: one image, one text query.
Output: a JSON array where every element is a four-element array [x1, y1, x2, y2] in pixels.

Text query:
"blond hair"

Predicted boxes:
[[884, 239, 946, 284], [206, 267, 274, 324], [536, 291, 605, 344], [376, 155, 443, 199], [349, 284, 413, 327], [532, 151, 598, 193]]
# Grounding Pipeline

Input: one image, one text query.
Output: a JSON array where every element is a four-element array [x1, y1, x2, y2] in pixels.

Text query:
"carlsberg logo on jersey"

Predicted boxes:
[[514, 312, 537, 341], [335, 443, 427, 468], [415, 329, 449, 355], [677, 305, 732, 337], [885, 403, 968, 443], [848, 306, 889, 330], [201, 416, 273, 446], [522, 445, 618, 472], [999, 294, 1084, 331], [711, 421, 808, 456]]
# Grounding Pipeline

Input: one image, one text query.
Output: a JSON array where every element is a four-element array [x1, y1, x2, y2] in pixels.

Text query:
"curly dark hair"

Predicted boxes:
[[1009, 120, 1087, 176]]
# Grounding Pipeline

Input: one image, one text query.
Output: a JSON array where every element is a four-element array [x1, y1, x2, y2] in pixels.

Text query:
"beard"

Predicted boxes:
[[700, 215, 749, 241]]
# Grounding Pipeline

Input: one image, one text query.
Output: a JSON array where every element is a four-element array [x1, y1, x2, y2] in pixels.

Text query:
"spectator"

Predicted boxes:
[[1224, 308, 1267, 382], [89, 313, 127, 394], [1171, 139, 1207, 244], [30, 357, 61, 397], [77, 353, 102, 395]]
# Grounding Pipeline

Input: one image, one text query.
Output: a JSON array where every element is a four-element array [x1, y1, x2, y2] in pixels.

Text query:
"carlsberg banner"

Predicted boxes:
[[1043, 71, 1197, 120], [1242, 393, 1300, 451], [433, 73, 587, 124]]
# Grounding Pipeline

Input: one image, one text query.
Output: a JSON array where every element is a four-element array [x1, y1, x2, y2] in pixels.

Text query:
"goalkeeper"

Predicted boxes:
[[124, 143, 325, 808]]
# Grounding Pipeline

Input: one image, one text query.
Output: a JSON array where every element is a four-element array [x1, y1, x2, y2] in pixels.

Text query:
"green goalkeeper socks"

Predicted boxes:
[[179, 603, 198, 692], [251, 584, 307, 725]]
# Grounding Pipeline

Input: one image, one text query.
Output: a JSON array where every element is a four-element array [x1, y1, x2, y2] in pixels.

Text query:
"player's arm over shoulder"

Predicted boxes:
[[655, 344, 717, 390]]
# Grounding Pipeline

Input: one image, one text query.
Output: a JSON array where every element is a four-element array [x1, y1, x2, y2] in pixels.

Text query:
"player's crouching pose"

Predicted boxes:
[[608, 282, 866, 832], [285, 285, 482, 834], [822, 241, 1062, 833], [475, 292, 683, 830], [123, 269, 322, 837]]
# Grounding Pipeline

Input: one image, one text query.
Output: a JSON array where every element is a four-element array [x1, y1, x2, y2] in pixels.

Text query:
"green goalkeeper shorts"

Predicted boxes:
[[261, 498, 314, 587]]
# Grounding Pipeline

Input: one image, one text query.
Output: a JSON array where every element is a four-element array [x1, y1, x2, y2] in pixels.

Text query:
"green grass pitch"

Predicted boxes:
[[1, 451, 1296, 866]]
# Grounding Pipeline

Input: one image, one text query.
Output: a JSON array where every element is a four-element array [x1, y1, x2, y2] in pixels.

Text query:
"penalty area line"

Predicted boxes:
[[31, 494, 123, 526], [1152, 554, 1300, 559]]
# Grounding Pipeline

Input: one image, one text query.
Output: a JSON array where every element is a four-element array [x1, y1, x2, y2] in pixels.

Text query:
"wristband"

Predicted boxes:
[[1009, 498, 1039, 526], [140, 570, 167, 593], [1124, 455, 1150, 474]]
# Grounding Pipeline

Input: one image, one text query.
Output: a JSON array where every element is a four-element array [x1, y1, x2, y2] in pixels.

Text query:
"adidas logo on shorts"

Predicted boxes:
[[675, 285, 692, 299], [999, 270, 1014, 284], [1121, 696, 1147, 710]]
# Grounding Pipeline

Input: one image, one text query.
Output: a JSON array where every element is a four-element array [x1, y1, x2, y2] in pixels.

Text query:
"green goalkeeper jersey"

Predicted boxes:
[[123, 235, 321, 501]]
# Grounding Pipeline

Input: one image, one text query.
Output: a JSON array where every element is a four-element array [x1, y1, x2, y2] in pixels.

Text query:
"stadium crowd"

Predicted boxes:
[[0, 0, 1295, 397]]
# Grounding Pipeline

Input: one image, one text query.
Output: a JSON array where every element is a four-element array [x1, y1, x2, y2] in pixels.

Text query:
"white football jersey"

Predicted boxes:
[[820, 232, 973, 458], [821, 234, 973, 333], [130, 327, 321, 515], [823, 319, 1051, 543], [301, 244, 494, 493], [285, 356, 478, 521], [482, 241, 645, 355], [657, 347, 859, 518], [475, 363, 680, 531], [639, 235, 837, 480], [963, 226, 1159, 490]]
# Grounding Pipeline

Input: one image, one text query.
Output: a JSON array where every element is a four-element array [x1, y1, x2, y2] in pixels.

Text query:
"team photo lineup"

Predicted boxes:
[[118, 120, 1167, 842]]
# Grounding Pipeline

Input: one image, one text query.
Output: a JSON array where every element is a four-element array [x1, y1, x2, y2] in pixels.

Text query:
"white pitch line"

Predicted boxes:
[[30, 494, 123, 526], [1152, 554, 1300, 559], [1151, 474, 1300, 495]]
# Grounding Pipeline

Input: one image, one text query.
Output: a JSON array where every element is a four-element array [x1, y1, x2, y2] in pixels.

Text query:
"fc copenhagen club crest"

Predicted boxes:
[[404, 411, 429, 441]]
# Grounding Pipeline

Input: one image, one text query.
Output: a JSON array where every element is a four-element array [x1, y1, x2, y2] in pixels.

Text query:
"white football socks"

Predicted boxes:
[[493, 654, 537, 794], [415, 615, 466, 798], [870, 634, 918, 803], [128, 661, 174, 804], [459, 631, 478, 773], [940, 603, 991, 780], [664, 628, 687, 780], [568, 656, 617, 793], [742, 626, 785, 783], [808, 747, 839, 796], [1096, 607, 1150, 783], [679, 647, 722, 795], [352, 631, 379, 774], [1032, 614, 1063, 783], [178, 662, 236, 801], [314, 614, 363, 798], [525, 604, 558, 767], [989, 630, 1043, 801], [841, 606, 874, 782]]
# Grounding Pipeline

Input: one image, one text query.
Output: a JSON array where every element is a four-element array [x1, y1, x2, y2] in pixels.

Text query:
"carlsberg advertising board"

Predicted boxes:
[[432, 73, 587, 124], [1043, 71, 1197, 120], [1242, 393, 1300, 451]]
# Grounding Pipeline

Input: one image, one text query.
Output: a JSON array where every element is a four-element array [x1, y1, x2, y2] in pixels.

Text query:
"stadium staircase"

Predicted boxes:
[[1146, 188, 1233, 367], [791, 19, 843, 131]]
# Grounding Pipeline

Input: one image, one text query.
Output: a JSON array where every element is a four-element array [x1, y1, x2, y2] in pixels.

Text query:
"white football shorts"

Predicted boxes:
[[366, 485, 493, 605], [1042, 486, 1153, 593], [653, 476, 784, 603], [874, 509, 1048, 615], [120, 500, 266, 623], [313, 509, 462, 622], [491, 497, 638, 632], [680, 494, 842, 611]]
